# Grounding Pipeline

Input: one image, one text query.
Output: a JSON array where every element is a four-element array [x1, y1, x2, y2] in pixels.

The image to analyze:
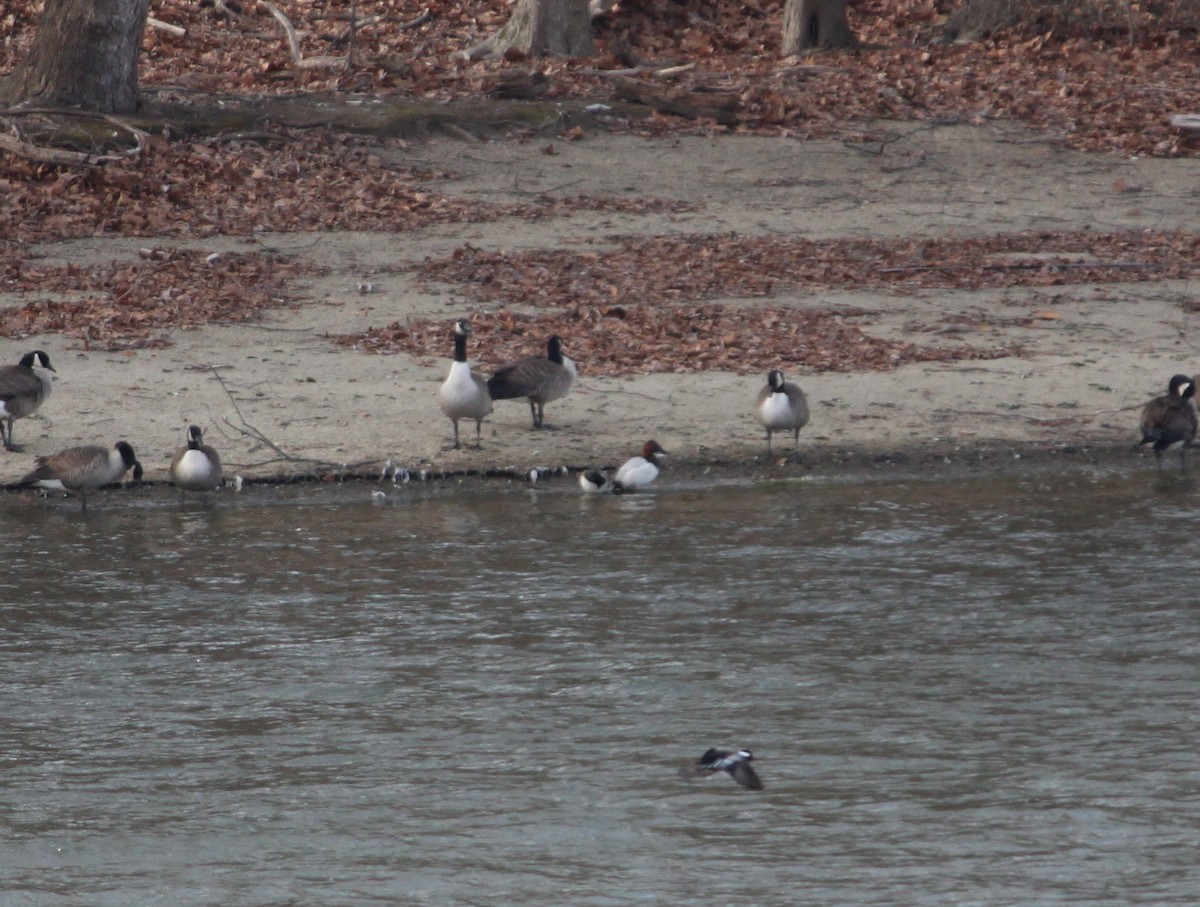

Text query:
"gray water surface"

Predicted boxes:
[[3, 468, 1198, 905]]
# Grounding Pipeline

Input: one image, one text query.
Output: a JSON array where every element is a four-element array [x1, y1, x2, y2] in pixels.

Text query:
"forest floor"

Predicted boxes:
[[2, 0, 1200, 489]]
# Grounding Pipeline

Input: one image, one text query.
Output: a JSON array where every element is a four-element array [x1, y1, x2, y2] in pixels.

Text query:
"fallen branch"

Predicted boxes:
[[1170, 113, 1200, 138], [210, 365, 358, 472], [263, 1, 301, 62], [0, 108, 149, 166], [878, 260, 1163, 276], [262, 0, 346, 70], [147, 16, 186, 37], [314, 8, 432, 29], [610, 76, 740, 124]]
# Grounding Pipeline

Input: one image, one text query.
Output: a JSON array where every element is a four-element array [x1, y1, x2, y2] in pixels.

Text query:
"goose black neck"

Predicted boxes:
[[454, 332, 468, 363]]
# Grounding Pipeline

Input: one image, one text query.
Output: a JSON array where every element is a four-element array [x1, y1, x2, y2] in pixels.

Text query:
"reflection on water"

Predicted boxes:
[[2, 467, 1199, 905]]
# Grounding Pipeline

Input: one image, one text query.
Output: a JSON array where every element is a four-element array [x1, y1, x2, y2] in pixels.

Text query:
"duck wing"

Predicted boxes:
[[730, 760, 764, 790]]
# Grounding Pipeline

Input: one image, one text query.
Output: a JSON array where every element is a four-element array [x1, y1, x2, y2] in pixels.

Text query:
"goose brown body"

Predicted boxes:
[[487, 335, 574, 429], [0, 350, 55, 451], [1139, 374, 1197, 466], [19, 441, 142, 511]]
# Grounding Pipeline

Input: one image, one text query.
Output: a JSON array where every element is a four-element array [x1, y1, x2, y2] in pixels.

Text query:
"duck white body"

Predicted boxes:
[[579, 468, 610, 493], [19, 441, 142, 511], [438, 320, 492, 448], [0, 350, 55, 451], [171, 425, 223, 493], [755, 369, 809, 455], [612, 440, 667, 493]]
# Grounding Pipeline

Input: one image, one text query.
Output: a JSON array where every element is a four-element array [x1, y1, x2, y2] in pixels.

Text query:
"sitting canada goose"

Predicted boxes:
[[18, 440, 142, 511], [756, 369, 809, 456], [0, 350, 56, 451], [170, 425, 224, 496], [1139, 373, 1197, 466], [612, 440, 667, 493], [578, 468, 611, 493], [437, 319, 493, 449], [487, 335, 574, 429], [686, 748, 764, 791]]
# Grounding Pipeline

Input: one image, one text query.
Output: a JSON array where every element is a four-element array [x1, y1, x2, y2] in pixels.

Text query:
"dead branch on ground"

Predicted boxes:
[[0, 108, 149, 165]]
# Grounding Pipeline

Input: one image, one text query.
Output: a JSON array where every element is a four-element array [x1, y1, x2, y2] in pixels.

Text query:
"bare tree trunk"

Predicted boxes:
[[0, 0, 151, 113], [462, 0, 596, 61], [782, 0, 857, 53]]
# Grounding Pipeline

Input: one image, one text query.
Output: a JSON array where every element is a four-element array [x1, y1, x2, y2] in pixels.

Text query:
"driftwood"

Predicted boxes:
[[262, 0, 347, 71], [1170, 114, 1200, 139], [147, 16, 186, 37], [610, 76, 740, 125]]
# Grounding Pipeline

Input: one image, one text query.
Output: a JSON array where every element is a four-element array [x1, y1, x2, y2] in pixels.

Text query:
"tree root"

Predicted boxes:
[[0, 107, 149, 165]]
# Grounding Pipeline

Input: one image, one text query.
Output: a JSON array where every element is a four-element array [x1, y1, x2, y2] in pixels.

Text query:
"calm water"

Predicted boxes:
[[2, 467, 1199, 906]]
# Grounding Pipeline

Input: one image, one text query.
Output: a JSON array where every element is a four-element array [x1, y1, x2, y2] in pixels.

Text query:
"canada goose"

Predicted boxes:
[[487, 335, 574, 429], [437, 319, 493, 448], [0, 350, 56, 451], [612, 440, 667, 493], [170, 425, 223, 496], [18, 441, 142, 511], [688, 748, 764, 791], [578, 468, 611, 493], [1139, 373, 1197, 466], [756, 369, 809, 456]]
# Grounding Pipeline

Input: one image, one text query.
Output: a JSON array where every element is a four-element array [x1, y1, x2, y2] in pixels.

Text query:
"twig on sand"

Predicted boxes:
[[210, 365, 346, 472]]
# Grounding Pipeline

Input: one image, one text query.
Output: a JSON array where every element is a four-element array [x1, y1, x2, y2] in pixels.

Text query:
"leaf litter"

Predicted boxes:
[[3, 0, 1200, 363]]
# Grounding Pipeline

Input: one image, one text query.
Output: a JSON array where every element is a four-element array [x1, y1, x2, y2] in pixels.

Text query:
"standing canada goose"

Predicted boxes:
[[0, 349, 56, 451], [612, 440, 667, 493], [487, 335, 574, 429], [437, 319, 493, 449], [1139, 373, 1197, 466], [687, 748, 764, 791], [170, 425, 224, 496], [578, 468, 611, 493], [18, 441, 142, 512], [756, 369, 809, 456]]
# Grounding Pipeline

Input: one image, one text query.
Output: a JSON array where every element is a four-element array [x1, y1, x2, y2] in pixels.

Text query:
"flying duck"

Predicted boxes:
[[437, 319, 493, 449], [18, 440, 142, 511], [487, 334, 574, 429], [755, 369, 809, 456], [1139, 373, 1197, 466], [689, 748, 764, 790], [578, 468, 611, 493], [170, 425, 224, 496], [612, 440, 667, 493], [0, 349, 56, 451]]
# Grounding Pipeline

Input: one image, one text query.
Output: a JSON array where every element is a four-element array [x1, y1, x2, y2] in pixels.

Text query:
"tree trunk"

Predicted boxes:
[[0, 0, 151, 113], [462, 0, 596, 61], [782, 0, 857, 53]]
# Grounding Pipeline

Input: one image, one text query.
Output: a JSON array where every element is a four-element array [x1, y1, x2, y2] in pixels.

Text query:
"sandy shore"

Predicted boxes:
[[3, 121, 1198, 491]]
